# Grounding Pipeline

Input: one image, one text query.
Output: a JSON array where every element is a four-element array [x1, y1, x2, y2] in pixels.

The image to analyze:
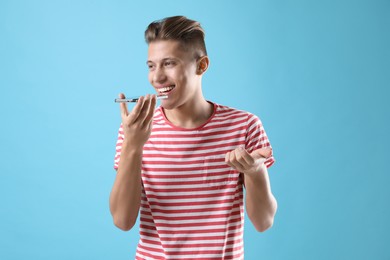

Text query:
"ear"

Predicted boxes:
[[196, 56, 209, 75]]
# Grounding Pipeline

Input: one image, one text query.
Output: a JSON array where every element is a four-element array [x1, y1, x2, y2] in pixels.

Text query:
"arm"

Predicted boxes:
[[225, 147, 277, 232], [110, 143, 143, 231], [109, 94, 156, 231], [243, 158, 277, 232]]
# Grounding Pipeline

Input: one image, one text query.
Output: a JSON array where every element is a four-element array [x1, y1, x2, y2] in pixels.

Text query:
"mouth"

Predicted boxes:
[[157, 85, 175, 96]]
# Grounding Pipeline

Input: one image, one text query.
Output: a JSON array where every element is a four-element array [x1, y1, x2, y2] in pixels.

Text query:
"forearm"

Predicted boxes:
[[109, 142, 143, 231], [245, 164, 277, 232]]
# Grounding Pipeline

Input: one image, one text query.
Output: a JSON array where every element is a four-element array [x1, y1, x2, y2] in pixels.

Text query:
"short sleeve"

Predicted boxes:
[[113, 123, 124, 170], [245, 113, 275, 168]]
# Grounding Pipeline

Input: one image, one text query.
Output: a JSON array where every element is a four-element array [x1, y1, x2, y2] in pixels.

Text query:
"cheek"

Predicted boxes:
[[177, 69, 192, 83], [168, 70, 183, 84], [177, 73, 186, 84]]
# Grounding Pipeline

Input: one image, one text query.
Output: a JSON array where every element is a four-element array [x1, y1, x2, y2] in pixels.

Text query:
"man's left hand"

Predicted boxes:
[[225, 147, 272, 176]]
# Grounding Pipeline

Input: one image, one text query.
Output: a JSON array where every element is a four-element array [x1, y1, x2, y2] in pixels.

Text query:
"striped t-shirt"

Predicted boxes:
[[114, 102, 275, 260]]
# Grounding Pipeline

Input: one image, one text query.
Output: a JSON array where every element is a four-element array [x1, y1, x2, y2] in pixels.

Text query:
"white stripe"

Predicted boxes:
[[144, 188, 238, 196], [140, 239, 242, 252], [141, 208, 243, 218], [149, 129, 245, 142], [164, 243, 243, 252], [143, 156, 226, 162], [142, 212, 241, 224], [145, 138, 244, 149], [136, 248, 165, 258], [150, 121, 247, 135], [141, 223, 242, 232], [136, 248, 244, 260], [143, 180, 237, 189], [141, 236, 241, 245], [152, 219, 243, 227], [143, 158, 227, 169], [143, 173, 236, 183], [167, 252, 243, 259], [143, 168, 234, 175], [144, 193, 235, 203], [143, 145, 241, 156], [141, 202, 238, 210]]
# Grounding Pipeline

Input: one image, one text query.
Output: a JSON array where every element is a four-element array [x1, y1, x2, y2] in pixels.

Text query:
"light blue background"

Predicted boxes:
[[1, 0, 389, 259]]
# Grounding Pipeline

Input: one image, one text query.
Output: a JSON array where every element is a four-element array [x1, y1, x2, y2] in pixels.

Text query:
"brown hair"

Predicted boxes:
[[145, 16, 207, 59]]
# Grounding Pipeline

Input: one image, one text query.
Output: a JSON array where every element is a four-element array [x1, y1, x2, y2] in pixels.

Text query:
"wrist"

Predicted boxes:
[[243, 163, 267, 179], [121, 140, 144, 156]]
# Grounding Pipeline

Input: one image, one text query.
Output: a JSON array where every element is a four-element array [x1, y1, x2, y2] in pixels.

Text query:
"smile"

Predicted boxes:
[[157, 85, 175, 95]]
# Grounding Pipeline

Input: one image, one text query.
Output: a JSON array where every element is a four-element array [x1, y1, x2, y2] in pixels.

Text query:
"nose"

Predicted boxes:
[[152, 66, 167, 84]]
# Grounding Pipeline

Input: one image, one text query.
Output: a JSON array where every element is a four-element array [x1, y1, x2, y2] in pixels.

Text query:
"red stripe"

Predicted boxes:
[[143, 191, 237, 200], [142, 164, 231, 173], [142, 149, 243, 159], [139, 205, 242, 215], [143, 156, 226, 165], [148, 133, 246, 145], [139, 208, 245, 218], [136, 248, 164, 259], [142, 177, 238, 186], [151, 119, 248, 132], [139, 223, 243, 234], [140, 218, 242, 228], [142, 183, 240, 193], [138, 244, 243, 256], [141, 239, 242, 248], [143, 140, 243, 152], [142, 172, 233, 179], [149, 125, 246, 138], [141, 210, 242, 221], [139, 230, 244, 242], [145, 198, 237, 207]]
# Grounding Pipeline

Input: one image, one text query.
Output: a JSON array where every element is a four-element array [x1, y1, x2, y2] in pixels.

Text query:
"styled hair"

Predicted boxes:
[[145, 16, 207, 59]]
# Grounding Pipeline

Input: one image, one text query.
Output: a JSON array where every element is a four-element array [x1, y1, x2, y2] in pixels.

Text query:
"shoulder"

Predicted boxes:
[[214, 102, 259, 122]]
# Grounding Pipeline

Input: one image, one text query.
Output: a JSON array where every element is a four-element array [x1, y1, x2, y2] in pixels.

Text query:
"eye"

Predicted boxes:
[[164, 61, 175, 67], [147, 64, 155, 70]]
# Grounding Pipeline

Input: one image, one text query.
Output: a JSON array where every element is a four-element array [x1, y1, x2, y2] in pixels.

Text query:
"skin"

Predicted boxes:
[[109, 39, 277, 232], [225, 146, 277, 232], [147, 40, 213, 128]]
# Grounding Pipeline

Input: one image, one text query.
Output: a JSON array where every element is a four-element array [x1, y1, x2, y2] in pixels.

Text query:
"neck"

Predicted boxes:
[[163, 97, 214, 129]]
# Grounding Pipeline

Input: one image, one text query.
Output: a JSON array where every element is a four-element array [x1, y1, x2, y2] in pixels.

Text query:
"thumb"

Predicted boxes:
[[119, 93, 129, 116], [250, 147, 272, 160]]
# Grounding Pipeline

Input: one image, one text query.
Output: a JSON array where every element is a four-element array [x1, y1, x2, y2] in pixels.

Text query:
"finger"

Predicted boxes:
[[225, 151, 232, 166], [129, 95, 146, 123], [250, 147, 272, 160], [232, 148, 250, 170], [119, 93, 129, 117], [235, 147, 255, 168], [142, 94, 157, 127], [229, 149, 245, 170], [136, 94, 152, 124], [225, 151, 239, 170]]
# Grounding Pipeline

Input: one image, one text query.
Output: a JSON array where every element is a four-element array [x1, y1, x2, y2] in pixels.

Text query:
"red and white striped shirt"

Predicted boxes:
[[114, 102, 275, 260]]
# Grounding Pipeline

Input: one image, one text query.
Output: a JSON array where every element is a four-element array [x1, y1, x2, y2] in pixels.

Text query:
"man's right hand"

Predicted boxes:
[[119, 93, 156, 148]]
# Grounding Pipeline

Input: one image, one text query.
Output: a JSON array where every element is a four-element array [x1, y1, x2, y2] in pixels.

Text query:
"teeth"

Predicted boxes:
[[158, 85, 175, 93]]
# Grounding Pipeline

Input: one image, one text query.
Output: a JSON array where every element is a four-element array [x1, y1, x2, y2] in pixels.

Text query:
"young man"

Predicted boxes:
[[110, 16, 277, 260]]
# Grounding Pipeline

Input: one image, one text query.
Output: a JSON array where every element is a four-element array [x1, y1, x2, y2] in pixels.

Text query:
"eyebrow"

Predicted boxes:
[[146, 57, 177, 64]]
